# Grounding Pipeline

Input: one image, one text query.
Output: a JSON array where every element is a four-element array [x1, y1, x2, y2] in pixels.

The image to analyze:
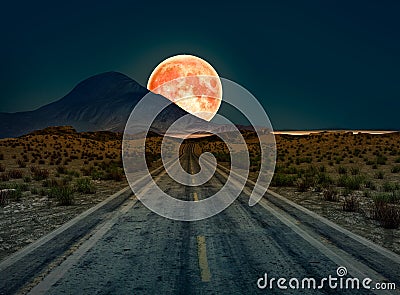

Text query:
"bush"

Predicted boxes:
[[323, 187, 339, 202], [371, 196, 400, 229], [9, 169, 23, 179], [382, 182, 399, 193], [364, 180, 377, 190], [17, 159, 26, 168], [376, 155, 387, 165], [373, 192, 399, 204], [10, 182, 29, 192], [0, 187, 23, 204], [296, 176, 314, 192], [337, 166, 347, 175], [391, 166, 400, 173], [49, 186, 74, 205], [75, 177, 96, 194], [0, 173, 10, 181], [337, 175, 364, 190], [0, 190, 8, 206], [374, 171, 384, 179], [23, 176, 32, 183], [350, 167, 360, 175], [271, 173, 297, 187], [343, 195, 359, 212], [56, 165, 68, 174], [0, 164, 5, 172], [316, 172, 334, 187], [42, 178, 62, 188], [31, 166, 49, 180]]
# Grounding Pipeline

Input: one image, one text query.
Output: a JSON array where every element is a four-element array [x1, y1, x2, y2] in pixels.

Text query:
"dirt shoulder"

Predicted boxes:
[[0, 180, 127, 261], [271, 186, 400, 255]]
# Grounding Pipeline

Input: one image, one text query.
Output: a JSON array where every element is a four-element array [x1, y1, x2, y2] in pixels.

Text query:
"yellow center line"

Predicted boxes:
[[197, 236, 211, 282], [193, 192, 199, 202]]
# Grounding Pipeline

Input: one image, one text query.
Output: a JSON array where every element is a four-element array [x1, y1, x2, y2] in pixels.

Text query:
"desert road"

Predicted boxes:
[[1, 144, 400, 295]]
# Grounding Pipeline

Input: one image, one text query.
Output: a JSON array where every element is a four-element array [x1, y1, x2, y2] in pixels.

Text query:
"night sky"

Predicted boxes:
[[1, 1, 399, 130]]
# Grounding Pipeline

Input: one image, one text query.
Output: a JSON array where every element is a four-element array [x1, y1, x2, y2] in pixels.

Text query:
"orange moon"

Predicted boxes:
[[147, 54, 222, 121]]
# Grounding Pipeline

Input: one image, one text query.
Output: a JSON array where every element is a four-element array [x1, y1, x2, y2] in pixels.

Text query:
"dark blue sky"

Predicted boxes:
[[1, 1, 399, 130]]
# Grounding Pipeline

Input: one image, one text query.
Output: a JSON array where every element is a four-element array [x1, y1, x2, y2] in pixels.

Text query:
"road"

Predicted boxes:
[[2, 144, 400, 294]]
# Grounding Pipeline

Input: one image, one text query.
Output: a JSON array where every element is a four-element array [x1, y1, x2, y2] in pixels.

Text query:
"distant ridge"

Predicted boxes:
[[0, 72, 210, 138]]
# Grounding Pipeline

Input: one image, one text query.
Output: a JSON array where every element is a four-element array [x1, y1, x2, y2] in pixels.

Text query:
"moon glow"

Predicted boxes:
[[147, 54, 222, 121]]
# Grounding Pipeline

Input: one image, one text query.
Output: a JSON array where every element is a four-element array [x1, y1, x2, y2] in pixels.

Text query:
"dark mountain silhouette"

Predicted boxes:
[[0, 72, 148, 138], [0, 72, 209, 138]]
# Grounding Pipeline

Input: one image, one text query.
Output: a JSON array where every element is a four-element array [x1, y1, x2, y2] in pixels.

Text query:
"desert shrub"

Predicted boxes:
[[0, 188, 22, 204], [49, 186, 74, 205], [31, 166, 49, 180], [337, 166, 347, 175], [343, 195, 359, 212], [42, 178, 62, 188], [10, 183, 29, 192], [374, 171, 384, 180], [376, 155, 387, 165], [56, 165, 68, 174], [104, 166, 124, 181], [391, 166, 400, 173], [9, 169, 23, 179], [382, 182, 400, 192], [66, 170, 80, 177], [364, 180, 377, 190], [323, 187, 339, 202], [373, 192, 399, 204], [316, 172, 334, 187], [17, 159, 26, 168], [0, 188, 23, 202], [296, 176, 314, 192], [271, 173, 297, 187], [30, 187, 39, 195], [337, 175, 364, 190], [81, 165, 95, 177], [371, 195, 400, 229], [337, 175, 348, 187], [75, 177, 96, 194], [0, 190, 9, 206], [0, 173, 10, 181]]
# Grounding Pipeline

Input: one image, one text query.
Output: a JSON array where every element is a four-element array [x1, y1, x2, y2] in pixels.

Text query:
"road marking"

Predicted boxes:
[[197, 236, 211, 282], [193, 192, 199, 202], [27, 197, 138, 295]]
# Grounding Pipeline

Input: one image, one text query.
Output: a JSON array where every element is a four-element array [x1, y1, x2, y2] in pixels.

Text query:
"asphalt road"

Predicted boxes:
[[8, 145, 400, 294]]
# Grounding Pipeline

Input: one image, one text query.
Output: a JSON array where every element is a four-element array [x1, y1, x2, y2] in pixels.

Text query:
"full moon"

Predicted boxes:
[[147, 54, 222, 121]]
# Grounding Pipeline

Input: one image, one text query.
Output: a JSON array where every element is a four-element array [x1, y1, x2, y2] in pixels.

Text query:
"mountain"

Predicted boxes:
[[0, 72, 208, 138], [0, 72, 148, 138]]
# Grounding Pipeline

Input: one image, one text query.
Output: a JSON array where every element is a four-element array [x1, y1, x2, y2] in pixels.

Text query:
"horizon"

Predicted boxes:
[[0, 70, 399, 132]]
